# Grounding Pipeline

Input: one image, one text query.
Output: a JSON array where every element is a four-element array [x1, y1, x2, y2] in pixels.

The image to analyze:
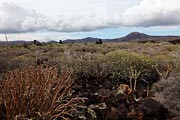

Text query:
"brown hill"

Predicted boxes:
[[111, 32, 180, 42]]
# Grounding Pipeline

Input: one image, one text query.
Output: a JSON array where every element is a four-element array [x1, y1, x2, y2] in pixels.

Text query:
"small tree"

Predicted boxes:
[[129, 67, 141, 91], [33, 40, 42, 46], [98, 39, 103, 44], [96, 39, 103, 44], [59, 40, 63, 44]]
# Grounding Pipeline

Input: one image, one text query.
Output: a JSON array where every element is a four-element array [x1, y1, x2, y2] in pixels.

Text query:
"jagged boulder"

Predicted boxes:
[[139, 98, 170, 120], [0, 103, 6, 120]]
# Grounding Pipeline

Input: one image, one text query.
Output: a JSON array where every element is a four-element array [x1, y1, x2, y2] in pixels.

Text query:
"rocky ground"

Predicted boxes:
[[71, 79, 174, 120]]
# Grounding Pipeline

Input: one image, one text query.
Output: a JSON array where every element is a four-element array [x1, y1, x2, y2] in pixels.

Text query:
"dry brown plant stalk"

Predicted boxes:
[[0, 66, 85, 120]]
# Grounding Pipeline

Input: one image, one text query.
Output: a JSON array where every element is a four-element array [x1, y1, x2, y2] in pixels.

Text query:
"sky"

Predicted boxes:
[[0, 0, 180, 41]]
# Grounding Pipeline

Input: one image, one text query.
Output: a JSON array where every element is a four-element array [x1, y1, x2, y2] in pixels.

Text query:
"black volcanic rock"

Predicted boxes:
[[168, 39, 180, 44], [139, 98, 171, 119]]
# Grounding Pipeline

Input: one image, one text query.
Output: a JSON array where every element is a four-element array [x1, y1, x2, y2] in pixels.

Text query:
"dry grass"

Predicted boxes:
[[153, 73, 180, 115], [0, 66, 85, 120]]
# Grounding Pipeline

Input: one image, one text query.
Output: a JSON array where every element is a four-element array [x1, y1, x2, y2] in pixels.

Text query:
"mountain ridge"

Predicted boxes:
[[111, 32, 180, 42], [1, 32, 180, 44]]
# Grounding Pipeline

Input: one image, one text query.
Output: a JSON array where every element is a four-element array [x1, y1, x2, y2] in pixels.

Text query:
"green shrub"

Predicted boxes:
[[73, 56, 108, 81], [103, 50, 159, 87], [70, 50, 159, 89], [153, 55, 177, 79]]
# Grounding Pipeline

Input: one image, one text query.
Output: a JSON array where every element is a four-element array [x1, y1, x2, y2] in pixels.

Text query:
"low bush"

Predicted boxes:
[[0, 47, 31, 75], [104, 50, 159, 87], [70, 50, 159, 89], [0, 66, 84, 120], [154, 55, 177, 79]]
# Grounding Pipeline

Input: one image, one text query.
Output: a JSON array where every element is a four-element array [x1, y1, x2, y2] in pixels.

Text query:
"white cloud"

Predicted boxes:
[[0, 1, 51, 33], [0, 1, 118, 33], [50, 9, 117, 32], [0, 32, 77, 41], [0, 0, 135, 33], [121, 0, 180, 27], [0, 0, 180, 34]]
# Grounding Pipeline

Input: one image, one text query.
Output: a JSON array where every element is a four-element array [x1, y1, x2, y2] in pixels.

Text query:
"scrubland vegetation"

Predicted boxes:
[[0, 41, 180, 119]]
